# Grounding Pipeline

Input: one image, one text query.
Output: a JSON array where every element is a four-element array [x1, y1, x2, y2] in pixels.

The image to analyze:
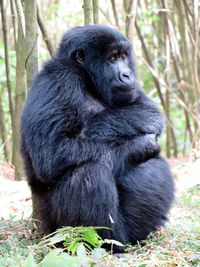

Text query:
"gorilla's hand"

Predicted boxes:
[[112, 133, 160, 176], [128, 134, 160, 164]]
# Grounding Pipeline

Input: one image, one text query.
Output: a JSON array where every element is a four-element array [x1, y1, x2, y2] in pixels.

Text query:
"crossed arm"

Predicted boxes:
[[84, 89, 163, 143], [84, 89, 163, 167]]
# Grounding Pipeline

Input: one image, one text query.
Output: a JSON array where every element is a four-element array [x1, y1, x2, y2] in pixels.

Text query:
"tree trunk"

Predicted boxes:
[[25, 0, 38, 88], [124, 0, 138, 43], [0, 0, 14, 131], [0, 91, 9, 160], [13, 0, 26, 180], [24, 0, 39, 219], [165, 90, 171, 157], [92, 0, 99, 24], [111, 0, 119, 28], [135, 21, 166, 110], [10, 0, 17, 49], [83, 0, 93, 25]]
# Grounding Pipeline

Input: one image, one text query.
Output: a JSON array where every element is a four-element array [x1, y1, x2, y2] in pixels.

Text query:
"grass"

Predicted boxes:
[[0, 186, 199, 267]]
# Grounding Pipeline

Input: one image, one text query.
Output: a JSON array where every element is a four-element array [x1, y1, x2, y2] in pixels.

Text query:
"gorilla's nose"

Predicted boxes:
[[122, 71, 131, 79], [119, 69, 134, 85]]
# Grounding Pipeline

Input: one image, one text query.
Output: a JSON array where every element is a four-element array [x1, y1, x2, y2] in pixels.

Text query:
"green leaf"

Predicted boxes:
[[66, 240, 80, 254], [82, 228, 102, 248], [37, 226, 110, 255]]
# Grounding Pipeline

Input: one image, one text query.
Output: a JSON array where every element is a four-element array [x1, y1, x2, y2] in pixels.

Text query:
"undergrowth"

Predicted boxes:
[[0, 186, 199, 267]]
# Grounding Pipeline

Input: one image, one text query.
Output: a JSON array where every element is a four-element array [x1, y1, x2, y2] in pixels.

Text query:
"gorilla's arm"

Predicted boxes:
[[83, 87, 162, 165], [85, 88, 163, 144], [21, 62, 103, 182], [117, 88, 163, 137]]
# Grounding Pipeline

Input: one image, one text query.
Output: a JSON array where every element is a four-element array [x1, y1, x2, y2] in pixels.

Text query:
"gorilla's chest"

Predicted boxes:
[[84, 92, 105, 114]]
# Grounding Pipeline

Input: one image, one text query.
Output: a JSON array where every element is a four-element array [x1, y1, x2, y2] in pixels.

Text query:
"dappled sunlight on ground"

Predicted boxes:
[[0, 162, 31, 220], [168, 158, 200, 193]]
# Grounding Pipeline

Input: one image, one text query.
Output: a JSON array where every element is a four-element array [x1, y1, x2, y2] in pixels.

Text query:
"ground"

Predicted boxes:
[[0, 158, 200, 267]]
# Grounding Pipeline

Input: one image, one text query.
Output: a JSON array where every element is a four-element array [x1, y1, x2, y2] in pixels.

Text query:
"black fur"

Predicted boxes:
[[20, 25, 174, 245]]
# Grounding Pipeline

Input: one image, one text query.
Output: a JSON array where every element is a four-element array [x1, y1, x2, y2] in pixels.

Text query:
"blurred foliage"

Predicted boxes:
[[0, 0, 199, 163]]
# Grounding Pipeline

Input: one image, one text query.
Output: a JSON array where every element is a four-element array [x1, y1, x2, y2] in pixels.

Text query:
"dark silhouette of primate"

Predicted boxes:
[[20, 25, 174, 246]]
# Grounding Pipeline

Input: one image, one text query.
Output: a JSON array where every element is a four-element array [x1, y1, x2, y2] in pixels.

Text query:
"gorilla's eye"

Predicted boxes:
[[76, 50, 85, 64], [110, 54, 117, 63]]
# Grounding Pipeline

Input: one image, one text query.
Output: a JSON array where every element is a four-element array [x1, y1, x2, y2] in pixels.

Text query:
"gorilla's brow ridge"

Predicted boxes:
[[106, 40, 131, 54]]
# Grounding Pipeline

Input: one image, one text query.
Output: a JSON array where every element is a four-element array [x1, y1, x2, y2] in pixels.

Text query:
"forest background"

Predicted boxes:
[[0, 0, 200, 179]]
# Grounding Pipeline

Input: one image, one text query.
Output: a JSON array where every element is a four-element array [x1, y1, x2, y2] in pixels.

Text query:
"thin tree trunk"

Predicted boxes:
[[136, 20, 178, 156], [193, 0, 200, 92], [0, 0, 14, 130], [164, 29, 171, 156], [124, 0, 138, 43], [162, 0, 192, 155], [111, 0, 119, 28], [13, 0, 26, 180], [162, 6, 171, 157], [100, 7, 114, 25], [135, 21, 165, 110], [162, 2, 176, 157], [165, 90, 171, 157], [10, 0, 17, 49], [0, 91, 9, 160], [83, 0, 93, 25], [37, 6, 54, 57], [25, 0, 38, 88], [24, 0, 39, 219], [93, 0, 99, 24]]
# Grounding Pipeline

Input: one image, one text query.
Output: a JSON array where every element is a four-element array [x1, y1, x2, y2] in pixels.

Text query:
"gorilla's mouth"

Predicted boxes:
[[116, 83, 135, 94], [113, 79, 135, 94], [118, 86, 134, 93]]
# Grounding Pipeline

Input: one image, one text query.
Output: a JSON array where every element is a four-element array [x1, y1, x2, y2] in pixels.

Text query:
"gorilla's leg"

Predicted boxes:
[[36, 161, 128, 244], [117, 156, 174, 243]]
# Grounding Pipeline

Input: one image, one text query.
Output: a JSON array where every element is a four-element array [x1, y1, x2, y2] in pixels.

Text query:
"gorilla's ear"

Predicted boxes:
[[76, 49, 85, 64]]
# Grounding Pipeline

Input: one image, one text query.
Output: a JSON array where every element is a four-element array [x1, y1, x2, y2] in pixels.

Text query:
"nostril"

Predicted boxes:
[[120, 71, 131, 81], [122, 72, 130, 79]]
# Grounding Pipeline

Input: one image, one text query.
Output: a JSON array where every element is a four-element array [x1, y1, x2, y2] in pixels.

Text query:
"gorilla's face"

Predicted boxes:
[[59, 25, 136, 107]]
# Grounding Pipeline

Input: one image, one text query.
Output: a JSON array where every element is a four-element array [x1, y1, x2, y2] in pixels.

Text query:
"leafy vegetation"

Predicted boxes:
[[37, 226, 123, 254], [0, 185, 199, 267]]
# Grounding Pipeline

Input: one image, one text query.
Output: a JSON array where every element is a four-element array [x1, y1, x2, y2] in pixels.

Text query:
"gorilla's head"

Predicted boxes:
[[57, 25, 136, 107]]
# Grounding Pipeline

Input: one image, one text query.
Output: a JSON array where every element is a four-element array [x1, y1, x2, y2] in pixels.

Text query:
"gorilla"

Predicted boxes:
[[20, 25, 174, 246]]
